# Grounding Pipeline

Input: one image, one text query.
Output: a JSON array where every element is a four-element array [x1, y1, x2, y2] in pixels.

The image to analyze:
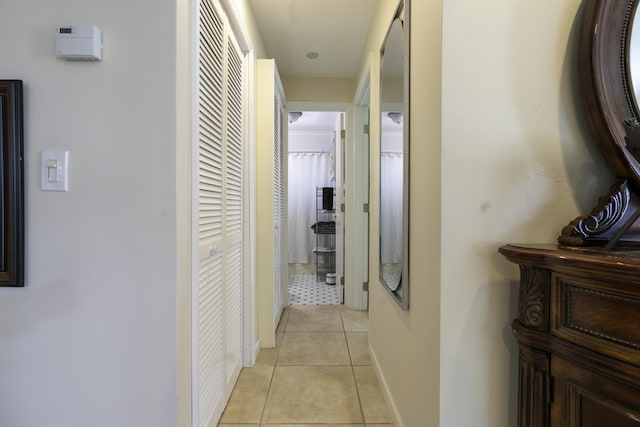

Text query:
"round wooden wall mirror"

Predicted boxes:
[[560, 0, 640, 247]]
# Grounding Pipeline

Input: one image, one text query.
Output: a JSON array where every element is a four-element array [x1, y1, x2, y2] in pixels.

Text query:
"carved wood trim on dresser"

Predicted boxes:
[[499, 244, 640, 427], [518, 266, 550, 332]]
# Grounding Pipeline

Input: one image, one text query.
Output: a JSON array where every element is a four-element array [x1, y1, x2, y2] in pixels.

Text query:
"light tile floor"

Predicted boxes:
[[218, 305, 394, 427]]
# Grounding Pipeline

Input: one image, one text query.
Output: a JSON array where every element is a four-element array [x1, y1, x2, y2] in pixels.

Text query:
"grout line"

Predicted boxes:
[[351, 360, 367, 425], [257, 364, 276, 425], [258, 307, 288, 425], [341, 311, 355, 367], [341, 310, 368, 423], [344, 310, 368, 425]]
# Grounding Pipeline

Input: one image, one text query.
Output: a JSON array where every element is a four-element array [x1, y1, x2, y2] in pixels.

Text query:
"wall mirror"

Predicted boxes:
[[379, 0, 409, 309], [559, 0, 640, 248], [0, 80, 24, 287]]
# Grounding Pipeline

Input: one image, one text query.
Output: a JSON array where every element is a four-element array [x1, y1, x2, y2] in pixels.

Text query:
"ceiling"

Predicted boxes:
[[288, 111, 340, 152], [249, 0, 379, 79], [288, 111, 339, 132], [287, 110, 340, 138]]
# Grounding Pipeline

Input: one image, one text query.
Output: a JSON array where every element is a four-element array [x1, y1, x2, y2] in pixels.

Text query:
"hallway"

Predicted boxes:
[[218, 305, 394, 426]]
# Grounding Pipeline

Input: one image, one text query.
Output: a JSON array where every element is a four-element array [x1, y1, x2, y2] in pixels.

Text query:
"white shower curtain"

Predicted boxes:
[[380, 152, 403, 264], [288, 152, 334, 263]]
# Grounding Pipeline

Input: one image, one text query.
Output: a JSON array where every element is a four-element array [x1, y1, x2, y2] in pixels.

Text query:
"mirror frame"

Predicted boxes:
[[379, 0, 410, 310], [578, 0, 640, 189], [0, 80, 24, 287]]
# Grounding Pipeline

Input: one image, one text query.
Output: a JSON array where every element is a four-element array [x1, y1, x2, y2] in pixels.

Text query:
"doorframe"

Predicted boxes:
[[351, 61, 371, 311], [218, 0, 257, 368], [349, 61, 371, 310], [286, 101, 369, 310]]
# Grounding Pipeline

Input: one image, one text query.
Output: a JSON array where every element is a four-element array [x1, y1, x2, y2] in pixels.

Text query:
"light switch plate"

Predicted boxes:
[[41, 150, 69, 191]]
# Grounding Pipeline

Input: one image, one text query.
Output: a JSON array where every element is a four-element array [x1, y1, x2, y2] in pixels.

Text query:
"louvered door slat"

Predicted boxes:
[[224, 241, 242, 389], [224, 37, 244, 237]]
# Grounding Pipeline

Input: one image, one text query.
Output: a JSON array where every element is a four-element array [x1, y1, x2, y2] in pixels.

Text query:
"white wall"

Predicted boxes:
[[441, 0, 612, 425], [282, 77, 355, 103], [176, 0, 192, 424], [0, 1, 179, 426], [365, 0, 441, 426], [364, 0, 615, 426]]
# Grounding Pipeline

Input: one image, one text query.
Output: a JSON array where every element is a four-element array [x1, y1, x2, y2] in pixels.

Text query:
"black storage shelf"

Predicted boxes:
[[313, 187, 335, 281]]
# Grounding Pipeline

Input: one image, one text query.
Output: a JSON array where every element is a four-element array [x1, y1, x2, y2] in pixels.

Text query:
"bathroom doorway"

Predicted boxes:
[[287, 110, 344, 305]]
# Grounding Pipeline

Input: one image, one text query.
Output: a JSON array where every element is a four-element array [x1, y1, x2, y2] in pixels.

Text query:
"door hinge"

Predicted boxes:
[[341, 129, 346, 139], [341, 203, 345, 213], [340, 276, 345, 285], [363, 282, 369, 291], [364, 124, 370, 134], [363, 203, 369, 213]]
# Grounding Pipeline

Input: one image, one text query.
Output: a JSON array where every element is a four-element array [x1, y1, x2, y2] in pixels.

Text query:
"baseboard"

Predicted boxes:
[[252, 338, 261, 366], [369, 344, 404, 427]]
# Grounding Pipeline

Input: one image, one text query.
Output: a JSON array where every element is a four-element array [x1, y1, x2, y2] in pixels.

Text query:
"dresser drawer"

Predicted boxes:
[[552, 273, 640, 366]]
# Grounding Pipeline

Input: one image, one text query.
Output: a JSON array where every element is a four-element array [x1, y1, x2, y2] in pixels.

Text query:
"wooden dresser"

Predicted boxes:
[[499, 244, 640, 427]]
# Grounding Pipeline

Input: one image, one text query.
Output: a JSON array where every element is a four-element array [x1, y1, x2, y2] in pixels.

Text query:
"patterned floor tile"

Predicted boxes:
[[288, 273, 340, 305]]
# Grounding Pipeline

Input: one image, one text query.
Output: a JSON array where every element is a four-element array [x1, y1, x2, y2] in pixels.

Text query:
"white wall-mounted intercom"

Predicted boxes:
[[56, 25, 102, 61]]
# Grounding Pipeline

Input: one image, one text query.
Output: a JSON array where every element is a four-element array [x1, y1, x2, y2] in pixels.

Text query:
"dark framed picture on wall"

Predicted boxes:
[[0, 80, 25, 287]]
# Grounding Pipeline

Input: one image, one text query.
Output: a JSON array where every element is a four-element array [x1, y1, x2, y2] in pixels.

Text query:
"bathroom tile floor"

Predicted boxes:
[[218, 305, 394, 427], [288, 273, 341, 305]]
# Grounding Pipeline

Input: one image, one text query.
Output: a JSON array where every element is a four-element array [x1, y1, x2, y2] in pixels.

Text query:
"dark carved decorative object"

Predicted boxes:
[[500, 244, 640, 427], [517, 266, 549, 331], [0, 80, 25, 287], [558, 179, 640, 245]]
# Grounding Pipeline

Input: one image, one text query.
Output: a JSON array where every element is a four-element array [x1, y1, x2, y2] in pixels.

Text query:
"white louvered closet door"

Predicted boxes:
[[193, 0, 245, 425], [223, 34, 244, 394], [273, 80, 287, 329]]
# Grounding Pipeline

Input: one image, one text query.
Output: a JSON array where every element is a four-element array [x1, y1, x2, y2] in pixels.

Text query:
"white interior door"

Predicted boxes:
[[334, 113, 346, 303], [256, 59, 287, 348], [273, 76, 287, 328], [344, 70, 372, 311], [223, 29, 245, 396]]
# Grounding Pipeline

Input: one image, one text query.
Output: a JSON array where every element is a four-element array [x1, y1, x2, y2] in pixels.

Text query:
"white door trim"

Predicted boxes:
[[286, 101, 370, 310], [349, 60, 372, 310]]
